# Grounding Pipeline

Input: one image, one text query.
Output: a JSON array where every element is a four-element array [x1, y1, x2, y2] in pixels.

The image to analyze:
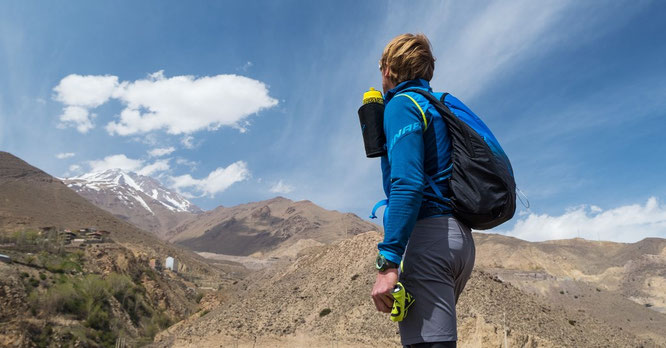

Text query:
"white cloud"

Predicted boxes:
[[69, 164, 82, 172], [132, 133, 160, 146], [105, 70, 278, 135], [56, 152, 75, 159], [148, 147, 175, 157], [53, 71, 277, 135], [63, 163, 84, 178], [57, 106, 95, 133], [53, 74, 118, 107], [88, 154, 144, 173], [137, 159, 170, 176], [53, 75, 119, 133], [169, 161, 249, 197], [181, 135, 196, 149], [269, 180, 294, 194], [175, 157, 198, 171], [499, 197, 666, 243], [86, 154, 171, 177]]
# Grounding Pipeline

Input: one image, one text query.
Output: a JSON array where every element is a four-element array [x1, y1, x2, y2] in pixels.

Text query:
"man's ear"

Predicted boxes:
[[382, 67, 391, 79]]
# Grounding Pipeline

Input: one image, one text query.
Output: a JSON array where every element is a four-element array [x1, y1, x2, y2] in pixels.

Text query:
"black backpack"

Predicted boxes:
[[405, 88, 516, 230]]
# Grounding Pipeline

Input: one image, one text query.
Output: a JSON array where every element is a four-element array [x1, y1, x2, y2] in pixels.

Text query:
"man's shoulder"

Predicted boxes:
[[387, 90, 431, 115]]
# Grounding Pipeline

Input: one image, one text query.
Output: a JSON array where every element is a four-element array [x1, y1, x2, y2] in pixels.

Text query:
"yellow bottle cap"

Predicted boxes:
[[363, 87, 384, 105]]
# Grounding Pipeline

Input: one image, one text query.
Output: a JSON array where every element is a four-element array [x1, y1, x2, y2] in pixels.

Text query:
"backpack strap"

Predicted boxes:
[[404, 88, 475, 156], [369, 199, 388, 219], [400, 89, 458, 208], [367, 90, 450, 218], [395, 93, 428, 131]]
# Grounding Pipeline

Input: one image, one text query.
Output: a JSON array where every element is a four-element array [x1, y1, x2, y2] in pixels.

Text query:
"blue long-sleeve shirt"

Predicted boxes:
[[377, 79, 453, 265]]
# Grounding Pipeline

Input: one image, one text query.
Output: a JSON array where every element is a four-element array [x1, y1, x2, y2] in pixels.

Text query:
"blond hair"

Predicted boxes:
[[380, 33, 435, 85]]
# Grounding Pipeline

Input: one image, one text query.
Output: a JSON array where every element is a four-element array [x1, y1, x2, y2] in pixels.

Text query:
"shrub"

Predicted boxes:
[[27, 323, 52, 348], [78, 274, 109, 304], [44, 282, 84, 315], [24, 255, 36, 265], [107, 273, 134, 302], [21, 230, 41, 245], [27, 291, 41, 315], [106, 273, 151, 325], [152, 310, 172, 329], [85, 303, 110, 330], [195, 291, 204, 303]]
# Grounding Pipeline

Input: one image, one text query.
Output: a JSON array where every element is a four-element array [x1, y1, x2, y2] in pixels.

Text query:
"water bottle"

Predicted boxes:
[[358, 88, 386, 158]]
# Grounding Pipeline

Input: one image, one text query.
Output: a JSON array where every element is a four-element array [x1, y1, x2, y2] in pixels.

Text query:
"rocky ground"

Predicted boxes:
[[0, 239, 222, 347], [151, 232, 663, 348]]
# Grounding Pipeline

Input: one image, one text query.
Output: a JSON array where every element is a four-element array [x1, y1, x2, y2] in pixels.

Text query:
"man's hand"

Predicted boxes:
[[371, 268, 399, 313]]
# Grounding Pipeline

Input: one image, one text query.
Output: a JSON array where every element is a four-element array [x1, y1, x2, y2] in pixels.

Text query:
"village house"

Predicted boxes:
[[86, 231, 102, 238], [70, 238, 86, 247], [59, 230, 77, 243], [165, 256, 178, 272]]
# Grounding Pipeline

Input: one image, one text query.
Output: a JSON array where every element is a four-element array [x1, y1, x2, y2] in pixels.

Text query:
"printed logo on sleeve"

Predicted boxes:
[[389, 122, 422, 151]]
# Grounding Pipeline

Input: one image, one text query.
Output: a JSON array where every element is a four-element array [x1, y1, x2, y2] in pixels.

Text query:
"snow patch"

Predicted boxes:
[[131, 193, 154, 214]]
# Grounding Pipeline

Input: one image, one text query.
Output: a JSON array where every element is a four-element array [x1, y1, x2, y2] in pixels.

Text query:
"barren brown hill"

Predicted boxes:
[[474, 232, 666, 275], [0, 151, 221, 277], [169, 196, 379, 258], [152, 232, 662, 348], [0, 151, 245, 345], [473, 232, 666, 316]]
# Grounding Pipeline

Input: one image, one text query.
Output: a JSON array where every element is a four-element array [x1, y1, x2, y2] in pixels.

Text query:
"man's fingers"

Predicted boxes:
[[380, 294, 393, 312], [372, 295, 382, 312], [371, 293, 392, 313], [371, 270, 399, 314]]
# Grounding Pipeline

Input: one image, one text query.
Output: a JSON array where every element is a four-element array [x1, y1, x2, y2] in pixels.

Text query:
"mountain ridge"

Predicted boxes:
[[169, 196, 380, 258], [62, 168, 201, 238]]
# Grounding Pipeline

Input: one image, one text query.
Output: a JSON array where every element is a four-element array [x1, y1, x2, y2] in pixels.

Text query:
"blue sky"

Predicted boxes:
[[1, 1, 665, 242]]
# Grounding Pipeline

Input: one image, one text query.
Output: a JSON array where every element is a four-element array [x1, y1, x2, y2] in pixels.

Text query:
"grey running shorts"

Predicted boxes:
[[398, 216, 476, 346]]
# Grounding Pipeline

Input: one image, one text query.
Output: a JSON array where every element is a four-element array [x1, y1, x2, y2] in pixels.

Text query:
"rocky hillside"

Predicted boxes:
[[151, 232, 663, 347], [0, 242, 202, 346], [62, 169, 200, 239], [0, 151, 217, 276], [170, 197, 379, 259], [0, 151, 238, 346]]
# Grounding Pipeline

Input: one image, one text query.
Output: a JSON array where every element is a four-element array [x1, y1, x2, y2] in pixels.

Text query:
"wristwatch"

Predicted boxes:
[[375, 253, 398, 271]]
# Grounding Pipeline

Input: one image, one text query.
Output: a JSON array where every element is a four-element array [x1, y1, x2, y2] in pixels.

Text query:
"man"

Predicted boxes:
[[370, 33, 476, 348]]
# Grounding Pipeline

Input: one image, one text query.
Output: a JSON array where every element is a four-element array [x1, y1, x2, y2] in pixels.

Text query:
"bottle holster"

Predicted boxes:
[[358, 102, 386, 158]]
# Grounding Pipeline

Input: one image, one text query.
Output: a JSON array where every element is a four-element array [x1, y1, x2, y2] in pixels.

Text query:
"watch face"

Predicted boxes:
[[376, 254, 386, 270]]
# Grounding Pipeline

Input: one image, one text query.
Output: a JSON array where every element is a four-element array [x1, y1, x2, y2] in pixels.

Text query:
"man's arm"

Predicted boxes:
[[377, 95, 425, 265], [372, 95, 425, 313]]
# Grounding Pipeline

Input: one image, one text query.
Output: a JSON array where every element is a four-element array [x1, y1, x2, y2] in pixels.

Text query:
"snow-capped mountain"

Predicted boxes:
[[62, 169, 201, 238]]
